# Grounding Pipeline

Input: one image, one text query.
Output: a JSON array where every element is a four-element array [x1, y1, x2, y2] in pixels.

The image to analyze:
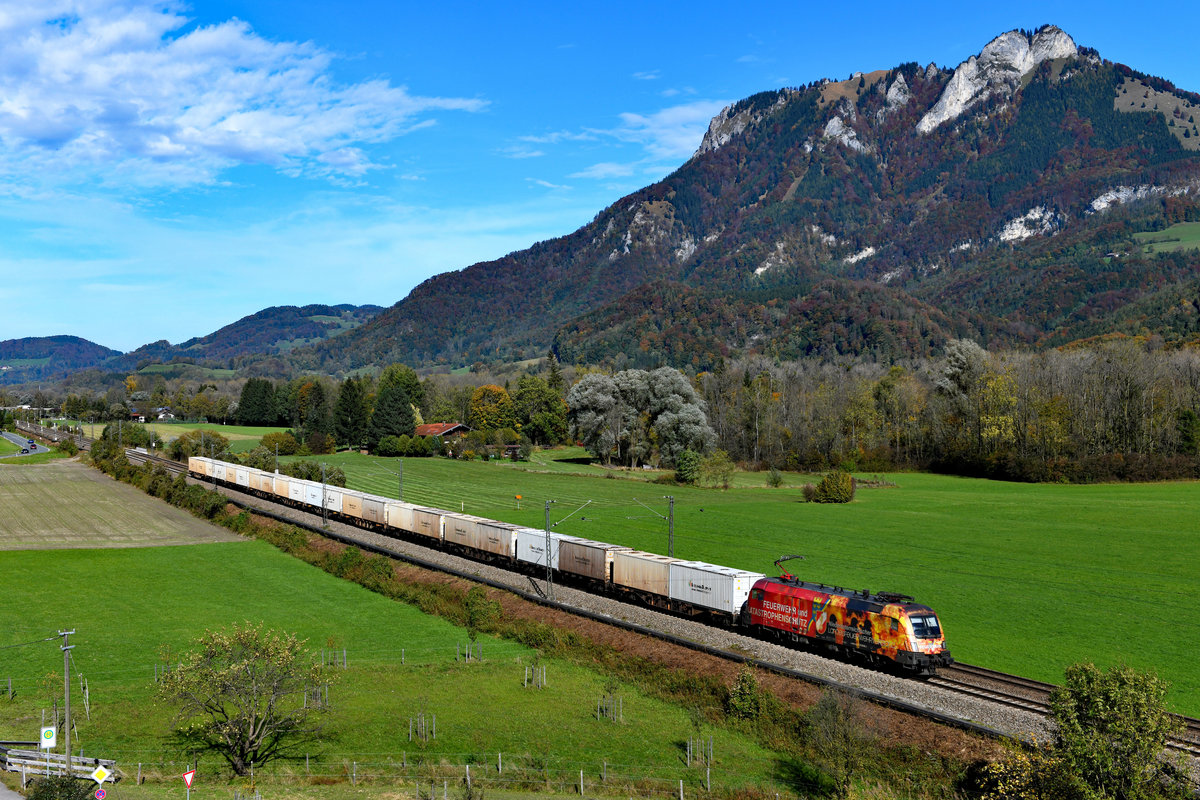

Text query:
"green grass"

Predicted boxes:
[[76, 422, 288, 453], [0, 447, 71, 465], [0, 543, 797, 797], [286, 449, 1200, 716], [0, 436, 19, 456], [1133, 220, 1200, 253]]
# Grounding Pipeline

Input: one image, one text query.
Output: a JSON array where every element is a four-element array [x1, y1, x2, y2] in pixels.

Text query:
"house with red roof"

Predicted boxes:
[[414, 422, 470, 437]]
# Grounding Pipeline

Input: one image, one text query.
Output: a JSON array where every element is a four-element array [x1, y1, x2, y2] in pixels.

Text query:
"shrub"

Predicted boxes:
[[766, 467, 783, 488], [260, 431, 298, 456], [726, 665, 762, 720], [698, 450, 735, 489], [812, 470, 855, 503], [375, 435, 401, 457], [675, 449, 701, 484]]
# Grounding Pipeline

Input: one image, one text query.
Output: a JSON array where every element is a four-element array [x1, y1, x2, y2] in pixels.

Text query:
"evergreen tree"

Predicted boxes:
[[367, 383, 414, 452], [378, 363, 424, 407], [333, 376, 368, 450], [299, 381, 333, 441], [547, 353, 566, 398], [236, 378, 276, 426]]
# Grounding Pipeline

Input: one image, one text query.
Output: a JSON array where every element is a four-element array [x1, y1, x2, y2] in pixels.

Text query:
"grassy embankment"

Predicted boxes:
[[0, 470, 827, 800], [286, 447, 1200, 716]]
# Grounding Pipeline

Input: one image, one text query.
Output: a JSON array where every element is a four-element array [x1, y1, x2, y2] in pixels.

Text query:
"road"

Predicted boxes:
[[0, 431, 40, 459]]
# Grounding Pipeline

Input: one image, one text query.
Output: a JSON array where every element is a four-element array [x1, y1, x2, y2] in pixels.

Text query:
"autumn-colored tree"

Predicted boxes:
[[468, 384, 516, 431]]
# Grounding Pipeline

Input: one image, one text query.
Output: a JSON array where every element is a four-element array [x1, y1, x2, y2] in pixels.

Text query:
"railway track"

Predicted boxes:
[[18, 420, 1200, 761], [931, 663, 1200, 759]]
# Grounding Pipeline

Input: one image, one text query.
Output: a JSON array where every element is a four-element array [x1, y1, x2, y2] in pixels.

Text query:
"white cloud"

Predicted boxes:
[[0, 1, 486, 189], [604, 99, 729, 160], [501, 145, 546, 159], [527, 178, 570, 190], [519, 130, 596, 145], [568, 162, 634, 179], [632, 70, 660, 80]]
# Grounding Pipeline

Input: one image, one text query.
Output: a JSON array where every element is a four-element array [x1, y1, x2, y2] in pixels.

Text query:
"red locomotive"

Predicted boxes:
[[745, 556, 952, 675]]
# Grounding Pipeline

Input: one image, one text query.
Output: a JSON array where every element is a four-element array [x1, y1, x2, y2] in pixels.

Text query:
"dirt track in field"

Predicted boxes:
[[0, 460, 242, 550]]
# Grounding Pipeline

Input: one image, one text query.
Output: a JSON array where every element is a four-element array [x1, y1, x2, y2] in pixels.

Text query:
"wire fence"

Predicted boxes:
[[91, 751, 752, 799]]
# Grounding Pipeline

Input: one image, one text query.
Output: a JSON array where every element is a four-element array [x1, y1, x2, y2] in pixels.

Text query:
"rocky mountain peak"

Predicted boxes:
[[694, 91, 794, 157], [916, 25, 1077, 134]]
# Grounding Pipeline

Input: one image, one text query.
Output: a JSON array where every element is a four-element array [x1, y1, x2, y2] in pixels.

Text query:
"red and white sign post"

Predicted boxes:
[[183, 769, 196, 800]]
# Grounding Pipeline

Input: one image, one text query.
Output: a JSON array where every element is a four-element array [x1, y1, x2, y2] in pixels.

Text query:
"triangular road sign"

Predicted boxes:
[[183, 770, 196, 788]]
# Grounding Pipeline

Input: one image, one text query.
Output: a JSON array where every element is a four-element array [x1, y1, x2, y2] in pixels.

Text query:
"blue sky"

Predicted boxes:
[[2, 0, 1197, 352]]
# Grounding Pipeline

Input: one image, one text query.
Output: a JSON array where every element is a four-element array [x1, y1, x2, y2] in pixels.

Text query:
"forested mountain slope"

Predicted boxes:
[[298, 25, 1200, 371], [0, 336, 122, 385], [105, 304, 383, 372]]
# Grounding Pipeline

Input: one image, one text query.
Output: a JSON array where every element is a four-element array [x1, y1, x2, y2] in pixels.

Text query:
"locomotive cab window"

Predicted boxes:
[[750, 589, 764, 601], [909, 614, 942, 639]]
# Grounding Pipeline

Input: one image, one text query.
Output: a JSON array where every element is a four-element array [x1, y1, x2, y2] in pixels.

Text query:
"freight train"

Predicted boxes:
[[187, 456, 952, 675]]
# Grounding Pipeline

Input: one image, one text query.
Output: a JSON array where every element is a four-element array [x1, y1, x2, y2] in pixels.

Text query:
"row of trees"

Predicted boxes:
[[235, 361, 571, 456], [699, 339, 1200, 481]]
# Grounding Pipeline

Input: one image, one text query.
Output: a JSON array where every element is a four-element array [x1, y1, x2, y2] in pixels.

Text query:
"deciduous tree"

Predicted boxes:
[[156, 624, 335, 777]]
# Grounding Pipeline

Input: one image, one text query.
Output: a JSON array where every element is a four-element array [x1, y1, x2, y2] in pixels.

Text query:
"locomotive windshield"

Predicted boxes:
[[909, 614, 942, 639]]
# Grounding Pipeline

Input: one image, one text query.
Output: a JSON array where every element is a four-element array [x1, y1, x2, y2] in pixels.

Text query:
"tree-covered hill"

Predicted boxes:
[[0, 335, 122, 385]]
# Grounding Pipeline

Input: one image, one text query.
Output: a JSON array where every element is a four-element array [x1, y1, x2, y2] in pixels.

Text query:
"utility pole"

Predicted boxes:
[[321, 463, 328, 528], [544, 500, 555, 601], [60, 630, 74, 775], [664, 495, 675, 557]]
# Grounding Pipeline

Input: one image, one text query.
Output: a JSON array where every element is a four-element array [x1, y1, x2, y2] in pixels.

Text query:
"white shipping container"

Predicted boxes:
[[289, 478, 306, 503], [385, 502, 416, 533], [322, 486, 344, 514], [234, 467, 250, 488], [515, 529, 575, 570], [187, 456, 209, 477], [668, 561, 765, 616], [212, 462, 227, 482], [302, 481, 323, 508], [612, 550, 678, 597]]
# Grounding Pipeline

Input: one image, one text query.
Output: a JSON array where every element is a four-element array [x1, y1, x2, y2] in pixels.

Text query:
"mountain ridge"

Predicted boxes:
[[288, 24, 1200, 373]]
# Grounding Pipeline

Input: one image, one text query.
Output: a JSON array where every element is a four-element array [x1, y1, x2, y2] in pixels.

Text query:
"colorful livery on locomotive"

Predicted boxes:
[[747, 569, 952, 674]]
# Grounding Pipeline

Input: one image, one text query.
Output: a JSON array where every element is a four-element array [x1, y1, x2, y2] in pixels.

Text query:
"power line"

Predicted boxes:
[[0, 634, 59, 650]]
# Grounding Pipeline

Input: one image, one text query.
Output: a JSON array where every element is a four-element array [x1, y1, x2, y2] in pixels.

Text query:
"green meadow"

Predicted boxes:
[[287, 448, 1200, 716], [0, 542, 799, 798], [75, 422, 288, 453], [1134, 220, 1200, 253]]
